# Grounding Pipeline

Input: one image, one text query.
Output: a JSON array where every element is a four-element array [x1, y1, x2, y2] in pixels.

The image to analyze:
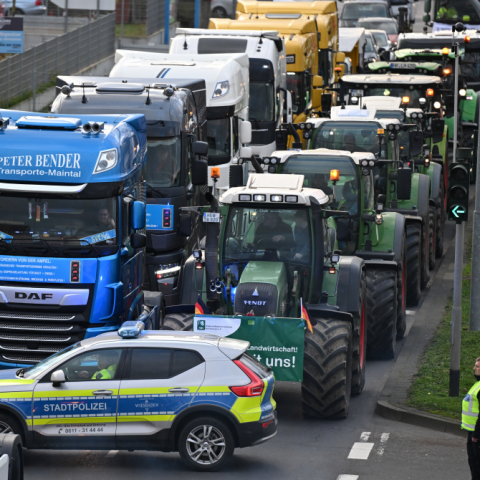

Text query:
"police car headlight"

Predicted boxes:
[[94, 149, 118, 174], [212, 80, 229, 98]]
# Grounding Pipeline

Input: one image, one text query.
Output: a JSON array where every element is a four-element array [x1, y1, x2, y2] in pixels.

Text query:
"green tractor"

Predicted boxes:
[[359, 96, 446, 259], [162, 173, 367, 419], [258, 147, 408, 360], [296, 108, 432, 308]]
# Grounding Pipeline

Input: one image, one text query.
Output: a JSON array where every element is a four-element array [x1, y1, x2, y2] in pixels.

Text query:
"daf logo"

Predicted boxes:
[[15, 292, 53, 300]]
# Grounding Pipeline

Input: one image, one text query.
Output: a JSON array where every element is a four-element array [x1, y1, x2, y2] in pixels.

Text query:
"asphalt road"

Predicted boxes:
[[23, 218, 470, 479]]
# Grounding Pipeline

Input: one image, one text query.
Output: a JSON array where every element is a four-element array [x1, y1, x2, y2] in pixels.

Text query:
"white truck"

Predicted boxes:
[[110, 51, 252, 193], [170, 28, 291, 158]]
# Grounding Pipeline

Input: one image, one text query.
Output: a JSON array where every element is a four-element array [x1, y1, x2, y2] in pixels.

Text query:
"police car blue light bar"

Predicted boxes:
[[118, 320, 144, 338]]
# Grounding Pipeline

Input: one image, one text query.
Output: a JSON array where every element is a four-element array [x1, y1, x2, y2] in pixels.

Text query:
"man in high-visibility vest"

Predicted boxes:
[[462, 357, 480, 479], [436, 0, 458, 22]]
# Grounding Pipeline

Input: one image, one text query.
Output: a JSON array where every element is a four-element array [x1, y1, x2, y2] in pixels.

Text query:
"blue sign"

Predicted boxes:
[[81, 229, 116, 245], [0, 232, 13, 243], [0, 256, 97, 283], [0, 18, 23, 54], [146, 205, 174, 231]]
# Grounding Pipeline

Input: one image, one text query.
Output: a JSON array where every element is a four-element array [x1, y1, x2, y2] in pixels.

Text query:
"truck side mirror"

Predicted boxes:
[[229, 164, 244, 188], [336, 52, 346, 64], [312, 75, 323, 88], [423, 13, 431, 23], [193, 140, 208, 156], [131, 232, 146, 249], [177, 214, 192, 237], [431, 118, 445, 144], [409, 130, 424, 157], [285, 90, 293, 124], [240, 120, 252, 144], [321, 93, 332, 113], [192, 158, 208, 185], [131, 201, 146, 230], [51, 370, 66, 387], [276, 129, 288, 150], [240, 146, 252, 159], [397, 167, 412, 200]]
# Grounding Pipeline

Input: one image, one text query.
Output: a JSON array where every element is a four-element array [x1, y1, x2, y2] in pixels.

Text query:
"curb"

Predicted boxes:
[[375, 202, 474, 438]]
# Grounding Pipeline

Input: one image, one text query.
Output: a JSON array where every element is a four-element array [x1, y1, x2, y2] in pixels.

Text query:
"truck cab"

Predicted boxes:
[[51, 78, 209, 304], [110, 51, 252, 195], [0, 111, 153, 367], [170, 28, 289, 158]]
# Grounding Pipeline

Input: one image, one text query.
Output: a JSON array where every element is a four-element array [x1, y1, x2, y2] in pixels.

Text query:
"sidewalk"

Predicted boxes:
[[375, 209, 474, 437]]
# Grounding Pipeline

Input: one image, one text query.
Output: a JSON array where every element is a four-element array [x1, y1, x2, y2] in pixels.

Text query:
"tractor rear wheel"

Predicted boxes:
[[436, 177, 445, 258], [421, 219, 430, 289], [406, 222, 422, 307], [396, 235, 407, 340], [162, 313, 194, 331], [366, 268, 397, 360], [351, 271, 367, 396], [429, 206, 436, 271], [302, 319, 353, 419]]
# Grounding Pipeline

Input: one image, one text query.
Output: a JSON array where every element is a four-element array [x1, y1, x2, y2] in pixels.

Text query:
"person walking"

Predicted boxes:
[[463, 357, 480, 479]]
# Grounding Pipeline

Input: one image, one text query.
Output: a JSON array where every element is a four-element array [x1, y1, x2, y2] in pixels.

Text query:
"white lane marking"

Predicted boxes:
[[406, 310, 416, 315], [360, 431, 371, 441], [376, 433, 390, 455], [348, 442, 374, 460], [337, 476, 359, 480], [106, 450, 118, 457]]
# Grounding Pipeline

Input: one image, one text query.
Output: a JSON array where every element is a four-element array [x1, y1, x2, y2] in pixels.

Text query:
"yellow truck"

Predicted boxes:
[[235, 1, 340, 86], [210, 17, 323, 134]]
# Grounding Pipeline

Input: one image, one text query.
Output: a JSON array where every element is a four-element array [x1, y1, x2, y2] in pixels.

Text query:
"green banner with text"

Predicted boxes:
[[193, 315, 305, 382]]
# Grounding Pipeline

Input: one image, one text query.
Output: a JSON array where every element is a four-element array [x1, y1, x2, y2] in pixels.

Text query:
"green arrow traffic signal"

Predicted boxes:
[[451, 205, 466, 218], [447, 163, 470, 222]]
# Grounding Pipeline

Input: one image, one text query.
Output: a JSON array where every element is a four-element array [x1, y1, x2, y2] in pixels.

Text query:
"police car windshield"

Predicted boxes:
[[0, 197, 117, 248], [23, 343, 83, 379]]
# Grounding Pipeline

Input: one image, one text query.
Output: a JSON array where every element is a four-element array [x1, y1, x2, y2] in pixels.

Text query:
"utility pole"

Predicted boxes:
[[471, 131, 480, 330], [449, 22, 466, 397]]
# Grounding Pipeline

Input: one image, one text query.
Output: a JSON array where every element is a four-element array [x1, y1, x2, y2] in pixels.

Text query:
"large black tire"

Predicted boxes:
[[420, 219, 430, 289], [302, 319, 353, 419], [406, 222, 422, 307], [396, 235, 407, 340], [178, 416, 235, 471], [0, 413, 23, 443], [366, 268, 397, 360], [436, 176, 445, 258], [429, 206, 436, 271], [351, 271, 367, 396], [162, 313, 193, 331]]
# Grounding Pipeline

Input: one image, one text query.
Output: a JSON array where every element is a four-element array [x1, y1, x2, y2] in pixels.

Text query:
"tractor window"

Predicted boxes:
[[281, 154, 361, 216], [362, 87, 424, 107], [435, 0, 480, 25], [223, 207, 312, 266], [363, 175, 375, 210], [312, 121, 384, 156]]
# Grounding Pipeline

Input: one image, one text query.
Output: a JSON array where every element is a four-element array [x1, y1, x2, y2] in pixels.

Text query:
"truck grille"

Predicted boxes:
[[0, 323, 73, 332], [0, 333, 71, 342], [0, 312, 75, 321], [2, 355, 48, 364], [0, 344, 62, 353]]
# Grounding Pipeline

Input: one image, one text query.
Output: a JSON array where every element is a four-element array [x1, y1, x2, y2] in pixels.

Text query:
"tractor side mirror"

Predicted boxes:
[[177, 214, 192, 237], [397, 167, 413, 200], [431, 118, 445, 144], [193, 140, 208, 156], [409, 130, 424, 157]]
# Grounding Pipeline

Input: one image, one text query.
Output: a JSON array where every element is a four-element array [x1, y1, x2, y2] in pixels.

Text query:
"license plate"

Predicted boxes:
[[392, 63, 415, 69], [203, 212, 220, 223], [352, 89, 364, 97]]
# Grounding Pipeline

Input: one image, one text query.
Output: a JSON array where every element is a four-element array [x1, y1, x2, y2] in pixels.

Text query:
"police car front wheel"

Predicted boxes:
[[0, 413, 22, 439], [178, 417, 234, 471]]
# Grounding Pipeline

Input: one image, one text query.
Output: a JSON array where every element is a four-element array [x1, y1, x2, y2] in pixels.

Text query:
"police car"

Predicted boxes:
[[0, 321, 277, 471]]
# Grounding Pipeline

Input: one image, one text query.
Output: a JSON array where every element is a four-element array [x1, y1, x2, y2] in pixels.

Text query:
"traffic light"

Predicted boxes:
[[447, 162, 470, 222]]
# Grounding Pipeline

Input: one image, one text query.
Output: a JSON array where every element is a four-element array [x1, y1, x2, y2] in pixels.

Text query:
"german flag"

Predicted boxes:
[[301, 298, 313, 334], [195, 295, 211, 315]]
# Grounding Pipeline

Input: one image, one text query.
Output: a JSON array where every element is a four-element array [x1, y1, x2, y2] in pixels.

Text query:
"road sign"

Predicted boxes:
[[0, 17, 23, 54]]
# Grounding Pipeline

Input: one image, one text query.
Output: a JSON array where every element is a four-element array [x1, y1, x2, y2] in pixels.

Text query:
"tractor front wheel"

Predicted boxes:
[[162, 313, 194, 331], [351, 271, 367, 396], [406, 222, 422, 307], [429, 206, 436, 271], [302, 319, 353, 419]]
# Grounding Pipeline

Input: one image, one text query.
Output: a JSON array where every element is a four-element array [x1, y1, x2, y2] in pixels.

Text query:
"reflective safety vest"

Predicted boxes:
[[462, 380, 480, 431], [92, 364, 116, 380], [437, 6, 458, 20]]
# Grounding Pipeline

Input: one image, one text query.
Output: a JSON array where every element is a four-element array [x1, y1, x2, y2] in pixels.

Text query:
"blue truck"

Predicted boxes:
[[0, 110, 161, 367]]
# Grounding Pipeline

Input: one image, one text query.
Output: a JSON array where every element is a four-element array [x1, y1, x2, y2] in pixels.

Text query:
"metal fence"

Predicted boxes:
[[145, 0, 165, 36], [0, 13, 115, 109]]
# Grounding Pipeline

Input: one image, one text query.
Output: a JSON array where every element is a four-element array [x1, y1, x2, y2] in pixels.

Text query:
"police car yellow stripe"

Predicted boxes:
[[0, 380, 35, 386], [33, 417, 117, 425], [33, 389, 119, 398], [0, 392, 32, 399], [117, 414, 174, 422]]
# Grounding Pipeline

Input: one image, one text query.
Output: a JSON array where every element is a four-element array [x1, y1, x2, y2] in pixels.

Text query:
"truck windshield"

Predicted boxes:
[[281, 154, 366, 214], [287, 72, 309, 114], [0, 197, 117, 247], [341, 3, 388, 20], [249, 82, 275, 123], [207, 118, 231, 162], [361, 86, 424, 107], [223, 207, 311, 265], [146, 137, 182, 188], [312, 121, 385, 157], [435, 0, 480, 25]]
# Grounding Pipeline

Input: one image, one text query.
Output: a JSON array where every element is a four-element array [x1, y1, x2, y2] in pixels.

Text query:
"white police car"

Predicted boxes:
[[0, 322, 277, 471]]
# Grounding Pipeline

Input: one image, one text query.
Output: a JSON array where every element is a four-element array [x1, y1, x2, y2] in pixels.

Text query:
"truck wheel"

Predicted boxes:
[[429, 207, 436, 271], [396, 235, 407, 340], [365, 268, 397, 360], [421, 219, 430, 289], [406, 222, 422, 307], [351, 271, 366, 396], [178, 416, 234, 471], [302, 319, 353, 419], [162, 313, 193, 331]]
